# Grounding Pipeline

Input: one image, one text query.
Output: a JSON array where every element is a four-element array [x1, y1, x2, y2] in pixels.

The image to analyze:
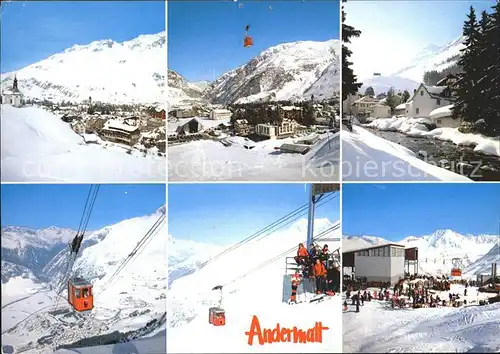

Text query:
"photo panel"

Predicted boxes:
[[341, 182, 500, 352], [1, 1, 166, 182], [341, 0, 500, 182], [167, 0, 341, 182], [0, 183, 167, 353], [167, 183, 342, 353]]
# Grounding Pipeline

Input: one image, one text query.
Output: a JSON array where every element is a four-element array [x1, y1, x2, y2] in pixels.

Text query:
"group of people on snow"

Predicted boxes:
[[292, 242, 339, 298]]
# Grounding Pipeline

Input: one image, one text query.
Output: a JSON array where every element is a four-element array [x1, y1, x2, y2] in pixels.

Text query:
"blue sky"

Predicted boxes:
[[1, 184, 165, 231], [1, 1, 165, 73], [342, 183, 500, 241], [168, 0, 340, 82], [345, 0, 497, 80], [168, 183, 340, 245]]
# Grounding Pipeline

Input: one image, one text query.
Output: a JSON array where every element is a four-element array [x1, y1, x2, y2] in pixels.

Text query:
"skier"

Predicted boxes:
[[464, 288, 467, 297], [355, 294, 360, 313], [289, 272, 302, 304], [343, 300, 348, 311], [294, 243, 309, 276]]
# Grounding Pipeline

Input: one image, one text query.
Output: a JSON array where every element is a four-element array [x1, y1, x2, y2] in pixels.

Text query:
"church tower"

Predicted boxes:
[[13, 76, 18, 91]]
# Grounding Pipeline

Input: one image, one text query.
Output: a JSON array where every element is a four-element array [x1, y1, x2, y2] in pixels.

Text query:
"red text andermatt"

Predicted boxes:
[[245, 315, 329, 345]]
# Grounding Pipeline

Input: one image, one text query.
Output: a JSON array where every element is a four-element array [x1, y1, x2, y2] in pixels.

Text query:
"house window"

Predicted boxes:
[[416, 108, 420, 115], [437, 99, 441, 105], [437, 119, 442, 124], [420, 91, 423, 96]]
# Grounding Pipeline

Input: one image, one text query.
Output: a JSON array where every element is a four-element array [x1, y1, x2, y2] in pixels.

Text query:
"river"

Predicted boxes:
[[364, 127, 500, 181]]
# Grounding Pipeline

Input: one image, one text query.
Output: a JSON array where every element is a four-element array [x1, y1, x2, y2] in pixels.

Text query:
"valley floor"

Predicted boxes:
[[342, 125, 471, 181], [168, 132, 340, 181], [343, 284, 500, 353], [1, 105, 165, 182]]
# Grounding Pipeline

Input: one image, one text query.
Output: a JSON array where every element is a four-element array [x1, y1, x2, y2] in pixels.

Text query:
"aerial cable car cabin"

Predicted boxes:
[[209, 285, 226, 326], [243, 24, 253, 48], [68, 277, 94, 311]]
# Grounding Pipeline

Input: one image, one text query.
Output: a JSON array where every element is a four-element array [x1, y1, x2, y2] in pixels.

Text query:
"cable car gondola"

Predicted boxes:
[[209, 285, 226, 326], [243, 24, 253, 48], [68, 277, 94, 312], [451, 268, 462, 277]]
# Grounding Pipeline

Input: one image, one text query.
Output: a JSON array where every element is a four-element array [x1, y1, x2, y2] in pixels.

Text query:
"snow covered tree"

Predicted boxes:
[[452, 6, 481, 124], [342, 0, 362, 102], [364, 86, 375, 97], [402, 90, 410, 103]]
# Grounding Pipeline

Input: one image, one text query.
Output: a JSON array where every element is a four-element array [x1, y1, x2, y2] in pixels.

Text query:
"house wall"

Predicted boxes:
[[355, 255, 391, 282], [372, 105, 391, 118], [390, 254, 405, 285], [408, 86, 453, 118], [433, 116, 461, 128], [210, 111, 232, 120], [256, 124, 276, 138]]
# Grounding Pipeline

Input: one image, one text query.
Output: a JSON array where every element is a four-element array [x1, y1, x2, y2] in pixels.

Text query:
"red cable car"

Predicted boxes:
[[451, 268, 462, 277], [244, 24, 253, 48], [208, 307, 226, 326], [68, 277, 94, 311]]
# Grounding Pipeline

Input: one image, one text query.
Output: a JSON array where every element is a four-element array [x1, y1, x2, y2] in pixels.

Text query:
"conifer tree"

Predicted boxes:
[[452, 6, 481, 124], [342, 0, 362, 102]]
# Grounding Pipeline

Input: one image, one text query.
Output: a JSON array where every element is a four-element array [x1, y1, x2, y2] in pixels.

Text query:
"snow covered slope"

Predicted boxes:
[[168, 218, 342, 353], [167, 69, 208, 108], [343, 230, 499, 277], [392, 37, 464, 82], [342, 126, 470, 181], [1, 105, 165, 182], [1, 206, 167, 353], [203, 40, 340, 104], [463, 244, 500, 276], [343, 292, 500, 353], [0, 32, 166, 104]]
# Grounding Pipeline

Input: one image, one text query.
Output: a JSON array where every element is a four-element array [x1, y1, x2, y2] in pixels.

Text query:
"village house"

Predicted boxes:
[[342, 94, 362, 116], [278, 106, 302, 121], [71, 120, 86, 135], [176, 117, 204, 136], [234, 119, 250, 136], [371, 104, 392, 119], [86, 117, 106, 133], [209, 108, 232, 120], [394, 103, 407, 116], [1, 76, 24, 108], [405, 83, 456, 119], [172, 107, 196, 119], [152, 107, 166, 120], [350, 96, 379, 118], [429, 104, 461, 128], [100, 119, 141, 145], [255, 119, 295, 140]]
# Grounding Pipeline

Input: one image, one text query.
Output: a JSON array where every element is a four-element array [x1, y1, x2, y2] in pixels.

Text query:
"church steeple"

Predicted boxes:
[[13, 76, 18, 91]]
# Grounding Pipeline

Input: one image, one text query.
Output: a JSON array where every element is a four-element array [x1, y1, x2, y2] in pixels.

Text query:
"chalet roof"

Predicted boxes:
[[429, 104, 454, 119], [281, 106, 302, 111], [395, 103, 406, 110], [409, 83, 449, 102], [104, 119, 139, 132], [353, 96, 379, 104]]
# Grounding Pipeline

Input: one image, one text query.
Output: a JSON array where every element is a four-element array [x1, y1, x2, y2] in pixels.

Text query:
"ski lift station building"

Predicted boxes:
[[343, 244, 419, 285]]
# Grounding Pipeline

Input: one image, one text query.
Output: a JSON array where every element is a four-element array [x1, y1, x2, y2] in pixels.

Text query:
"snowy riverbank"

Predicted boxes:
[[365, 117, 500, 157]]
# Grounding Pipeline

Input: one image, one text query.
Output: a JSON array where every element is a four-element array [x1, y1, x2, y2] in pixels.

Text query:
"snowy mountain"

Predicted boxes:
[[168, 235, 224, 287], [199, 39, 340, 105], [1, 206, 166, 353], [0, 32, 166, 104], [463, 244, 500, 276], [360, 75, 420, 96], [392, 36, 464, 82], [1, 226, 76, 281], [344, 229, 498, 277], [167, 69, 208, 108], [168, 217, 342, 353], [1, 260, 41, 284]]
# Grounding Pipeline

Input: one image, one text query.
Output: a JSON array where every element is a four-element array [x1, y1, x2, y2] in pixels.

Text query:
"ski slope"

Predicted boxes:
[[168, 218, 342, 353], [1, 106, 165, 182], [342, 125, 471, 181], [168, 132, 340, 181], [343, 284, 500, 353]]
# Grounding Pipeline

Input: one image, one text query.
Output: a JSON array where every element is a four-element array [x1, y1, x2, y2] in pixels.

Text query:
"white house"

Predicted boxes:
[[429, 104, 461, 128], [406, 83, 454, 118], [255, 119, 295, 139], [342, 93, 362, 115], [1, 76, 24, 108], [371, 104, 392, 119], [71, 120, 86, 135], [350, 96, 379, 118], [394, 103, 406, 116], [209, 109, 232, 120]]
